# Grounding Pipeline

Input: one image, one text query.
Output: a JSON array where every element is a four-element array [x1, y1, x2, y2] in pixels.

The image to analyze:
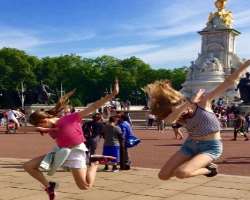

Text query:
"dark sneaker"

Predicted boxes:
[[90, 155, 116, 165], [103, 165, 109, 171], [205, 163, 218, 177], [120, 165, 131, 170], [45, 182, 58, 200], [112, 165, 119, 172]]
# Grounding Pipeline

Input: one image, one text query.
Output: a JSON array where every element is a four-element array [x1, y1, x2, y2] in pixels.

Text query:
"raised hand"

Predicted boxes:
[[59, 89, 76, 104], [191, 89, 206, 103], [244, 59, 250, 66]]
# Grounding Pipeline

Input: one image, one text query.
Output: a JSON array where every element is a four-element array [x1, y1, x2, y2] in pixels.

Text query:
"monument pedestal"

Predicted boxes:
[[182, 71, 225, 97], [24, 104, 54, 116]]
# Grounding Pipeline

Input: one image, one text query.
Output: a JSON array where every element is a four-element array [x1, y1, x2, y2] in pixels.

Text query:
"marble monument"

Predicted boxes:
[[181, 0, 243, 102]]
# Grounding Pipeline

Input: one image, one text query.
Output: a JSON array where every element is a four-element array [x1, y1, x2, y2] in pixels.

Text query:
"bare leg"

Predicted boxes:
[[23, 155, 49, 187], [175, 153, 213, 178], [158, 150, 191, 180], [173, 128, 183, 140], [86, 163, 99, 187], [71, 162, 99, 190]]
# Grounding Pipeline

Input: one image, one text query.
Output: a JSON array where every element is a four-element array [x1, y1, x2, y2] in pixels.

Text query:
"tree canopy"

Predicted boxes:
[[0, 47, 187, 108]]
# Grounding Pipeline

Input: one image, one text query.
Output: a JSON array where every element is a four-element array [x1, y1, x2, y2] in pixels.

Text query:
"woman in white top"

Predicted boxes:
[[6, 109, 24, 129]]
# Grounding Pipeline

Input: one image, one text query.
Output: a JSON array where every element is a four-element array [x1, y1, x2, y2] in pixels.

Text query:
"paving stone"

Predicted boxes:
[[204, 180, 250, 191], [67, 190, 128, 200], [119, 194, 165, 200], [158, 180, 198, 191], [136, 187, 180, 197], [187, 185, 249, 199], [166, 193, 231, 200]]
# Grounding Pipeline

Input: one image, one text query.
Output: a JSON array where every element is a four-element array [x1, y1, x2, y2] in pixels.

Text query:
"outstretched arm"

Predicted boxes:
[[78, 80, 119, 118], [165, 101, 191, 124], [165, 89, 205, 124], [205, 60, 250, 101]]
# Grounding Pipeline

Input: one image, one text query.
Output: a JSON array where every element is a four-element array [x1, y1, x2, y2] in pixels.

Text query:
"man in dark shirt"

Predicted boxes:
[[83, 113, 105, 155], [233, 113, 249, 141]]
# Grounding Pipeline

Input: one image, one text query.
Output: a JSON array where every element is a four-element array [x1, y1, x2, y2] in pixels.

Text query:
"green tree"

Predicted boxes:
[[0, 47, 188, 107]]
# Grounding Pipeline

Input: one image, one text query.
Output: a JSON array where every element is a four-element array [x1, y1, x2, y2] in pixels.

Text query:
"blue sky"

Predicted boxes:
[[1, 0, 250, 69]]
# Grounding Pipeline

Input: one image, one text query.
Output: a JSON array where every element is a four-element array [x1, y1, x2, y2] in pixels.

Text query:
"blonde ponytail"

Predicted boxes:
[[144, 80, 184, 120]]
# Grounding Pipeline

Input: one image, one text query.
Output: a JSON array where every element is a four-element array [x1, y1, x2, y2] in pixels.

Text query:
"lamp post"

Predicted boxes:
[[21, 81, 25, 109], [17, 81, 25, 109], [60, 82, 64, 98], [0, 92, 2, 109]]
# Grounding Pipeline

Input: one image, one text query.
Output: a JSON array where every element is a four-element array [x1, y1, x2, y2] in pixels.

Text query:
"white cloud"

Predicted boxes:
[[135, 41, 200, 68], [118, 0, 250, 41], [0, 28, 43, 49], [78, 40, 200, 68], [118, 0, 210, 40], [44, 32, 96, 44], [236, 31, 250, 58], [234, 9, 250, 28], [143, 23, 203, 38], [160, 0, 211, 26], [79, 44, 159, 58], [0, 26, 96, 49]]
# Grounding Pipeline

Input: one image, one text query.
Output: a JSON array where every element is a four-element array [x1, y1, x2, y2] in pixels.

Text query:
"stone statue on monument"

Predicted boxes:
[[235, 72, 250, 104], [199, 54, 224, 73], [186, 61, 196, 81], [36, 81, 56, 104]]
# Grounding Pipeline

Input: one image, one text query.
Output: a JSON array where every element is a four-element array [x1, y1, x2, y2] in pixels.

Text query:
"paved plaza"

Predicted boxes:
[[1, 128, 250, 199], [1, 157, 250, 200]]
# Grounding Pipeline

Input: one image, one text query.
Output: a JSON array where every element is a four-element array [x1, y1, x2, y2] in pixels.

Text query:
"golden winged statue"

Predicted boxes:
[[207, 0, 233, 28], [215, 0, 227, 10]]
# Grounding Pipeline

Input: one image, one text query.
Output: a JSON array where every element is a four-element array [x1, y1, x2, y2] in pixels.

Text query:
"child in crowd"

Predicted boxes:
[[102, 116, 124, 172]]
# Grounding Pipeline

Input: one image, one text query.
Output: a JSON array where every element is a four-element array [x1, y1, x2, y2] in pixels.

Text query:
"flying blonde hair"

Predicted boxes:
[[29, 89, 76, 126], [144, 80, 184, 120]]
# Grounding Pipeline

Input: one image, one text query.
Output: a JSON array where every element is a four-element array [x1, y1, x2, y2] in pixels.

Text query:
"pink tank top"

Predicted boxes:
[[49, 112, 85, 148]]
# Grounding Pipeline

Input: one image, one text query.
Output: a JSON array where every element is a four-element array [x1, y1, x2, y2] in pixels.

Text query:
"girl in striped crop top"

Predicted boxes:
[[145, 60, 250, 181]]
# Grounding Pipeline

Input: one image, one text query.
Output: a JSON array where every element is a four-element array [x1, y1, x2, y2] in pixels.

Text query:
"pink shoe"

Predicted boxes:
[[45, 182, 58, 200], [90, 155, 116, 165]]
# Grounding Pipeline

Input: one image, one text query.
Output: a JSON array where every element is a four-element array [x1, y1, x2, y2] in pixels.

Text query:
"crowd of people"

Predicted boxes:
[[82, 111, 133, 171], [211, 98, 250, 139], [145, 96, 250, 141]]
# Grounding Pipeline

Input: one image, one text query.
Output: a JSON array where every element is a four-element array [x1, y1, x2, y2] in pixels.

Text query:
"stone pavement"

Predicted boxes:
[[1, 158, 250, 200]]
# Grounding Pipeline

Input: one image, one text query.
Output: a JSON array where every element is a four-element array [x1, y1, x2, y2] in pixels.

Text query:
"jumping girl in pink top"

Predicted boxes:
[[23, 80, 119, 200]]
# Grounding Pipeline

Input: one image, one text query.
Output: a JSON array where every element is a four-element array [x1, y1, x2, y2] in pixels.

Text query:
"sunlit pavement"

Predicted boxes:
[[1, 158, 250, 200]]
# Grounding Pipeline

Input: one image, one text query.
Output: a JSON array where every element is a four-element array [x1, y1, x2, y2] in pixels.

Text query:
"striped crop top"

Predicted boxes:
[[184, 105, 221, 137]]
